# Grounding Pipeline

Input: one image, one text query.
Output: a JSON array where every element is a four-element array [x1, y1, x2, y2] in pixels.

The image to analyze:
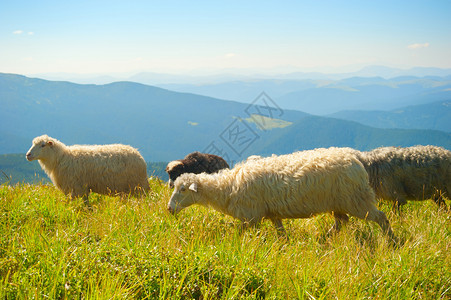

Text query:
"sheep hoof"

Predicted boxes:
[[388, 234, 401, 248]]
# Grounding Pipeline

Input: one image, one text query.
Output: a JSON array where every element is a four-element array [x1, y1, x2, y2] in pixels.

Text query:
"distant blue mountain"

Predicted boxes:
[[0, 73, 306, 162], [252, 116, 451, 156], [275, 80, 451, 115], [1, 73, 450, 166], [329, 100, 451, 132], [158, 76, 451, 116]]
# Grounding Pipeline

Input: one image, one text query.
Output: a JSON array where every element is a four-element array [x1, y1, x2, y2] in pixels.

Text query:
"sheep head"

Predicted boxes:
[[26, 135, 57, 161], [167, 174, 199, 215], [165, 160, 185, 188]]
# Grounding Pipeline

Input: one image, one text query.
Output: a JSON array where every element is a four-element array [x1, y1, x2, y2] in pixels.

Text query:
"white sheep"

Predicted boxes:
[[168, 147, 396, 241], [26, 135, 150, 199], [357, 145, 451, 210]]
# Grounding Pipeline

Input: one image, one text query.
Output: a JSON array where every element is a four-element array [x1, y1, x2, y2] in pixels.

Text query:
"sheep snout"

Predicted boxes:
[[167, 206, 176, 215], [168, 179, 175, 188]]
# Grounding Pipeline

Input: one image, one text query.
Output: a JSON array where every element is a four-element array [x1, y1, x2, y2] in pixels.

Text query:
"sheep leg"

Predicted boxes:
[[82, 194, 90, 205], [240, 219, 259, 231], [365, 209, 398, 244], [241, 221, 250, 232], [333, 213, 349, 232], [432, 192, 448, 211], [70, 186, 90, 205], [133, 184, 150, 198], [392, 197, 407, 214], [270, 218, 286, 236], [327, 213, 349, 236]]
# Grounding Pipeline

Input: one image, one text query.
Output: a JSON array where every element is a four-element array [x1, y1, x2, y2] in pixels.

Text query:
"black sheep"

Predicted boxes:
[[165, 152, 230, 187]]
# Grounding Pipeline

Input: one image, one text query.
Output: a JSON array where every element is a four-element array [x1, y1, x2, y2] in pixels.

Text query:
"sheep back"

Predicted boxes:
[[170, 148, 379, 224], [27, 135, 149, 198], [56, 144, 150, 197], [166, 151, 230, 185], [359, 146, 451, 203]]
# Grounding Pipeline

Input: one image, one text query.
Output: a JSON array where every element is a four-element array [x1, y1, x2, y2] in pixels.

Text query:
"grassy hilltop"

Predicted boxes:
[[1, 180, 450, 299]]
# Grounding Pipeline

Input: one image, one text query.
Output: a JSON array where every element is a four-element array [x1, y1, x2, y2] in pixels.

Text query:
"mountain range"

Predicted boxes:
[[251, 115, 451, 157], [33, 65, 451, 85], [1, 73, 450, 167], [160, 76, 451, 115], [329, 100, 451, 132], [0, 73, 307, 162]]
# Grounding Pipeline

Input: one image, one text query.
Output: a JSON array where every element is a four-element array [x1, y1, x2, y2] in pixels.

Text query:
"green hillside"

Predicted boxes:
[[251, 116, 451, 156], [0, 154, 48, 184], [1, 180, 449, 298]]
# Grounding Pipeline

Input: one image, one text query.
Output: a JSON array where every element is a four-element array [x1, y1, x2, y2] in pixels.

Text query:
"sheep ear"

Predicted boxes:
[[47, 141, 54, 146], [189, 183, 198, 192]]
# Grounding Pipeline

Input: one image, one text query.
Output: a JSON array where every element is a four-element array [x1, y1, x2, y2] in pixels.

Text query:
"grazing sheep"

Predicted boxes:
[[168, 147, 396, 241], [357, 145, 451, 210], [166, 151, 229, 188], [26, 135, 150, 199]]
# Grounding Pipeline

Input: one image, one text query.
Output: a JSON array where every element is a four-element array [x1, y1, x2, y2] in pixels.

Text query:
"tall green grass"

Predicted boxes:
[[1, 179, 450, 299]]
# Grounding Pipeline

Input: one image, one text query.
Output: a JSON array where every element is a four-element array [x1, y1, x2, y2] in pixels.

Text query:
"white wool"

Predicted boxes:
[[358, 145, 450, 208], [168, 147, 395, 240], [26, 135, 150, 198]]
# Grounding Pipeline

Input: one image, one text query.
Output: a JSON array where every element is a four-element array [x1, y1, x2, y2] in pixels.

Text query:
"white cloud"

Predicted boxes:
[[225, 53, 237, 58], [407, 43, 430, 49], [13, 30, 23, 35], [28, 32, 34, 35]]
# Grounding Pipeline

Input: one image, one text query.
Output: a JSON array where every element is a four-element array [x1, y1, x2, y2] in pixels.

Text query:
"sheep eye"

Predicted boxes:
[[180, 186, 186, 192], [41, 144, 46, 148]]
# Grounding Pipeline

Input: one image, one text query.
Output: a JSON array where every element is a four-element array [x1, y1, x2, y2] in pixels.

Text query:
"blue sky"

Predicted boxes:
[[1, 0, 450, 75]]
